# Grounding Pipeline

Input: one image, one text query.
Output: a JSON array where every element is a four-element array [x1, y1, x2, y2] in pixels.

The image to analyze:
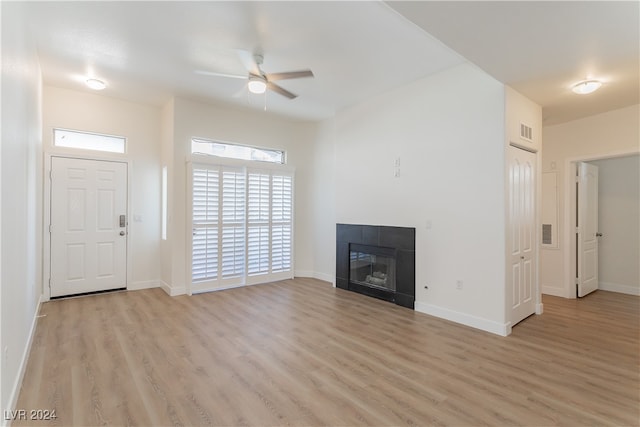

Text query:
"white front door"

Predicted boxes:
[[577, 162, 599, 297], [508, 146, 537, 326], [50, 157, 128, 297]]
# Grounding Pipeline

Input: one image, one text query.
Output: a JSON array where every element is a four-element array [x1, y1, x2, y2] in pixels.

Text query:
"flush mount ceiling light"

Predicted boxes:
[[247, 75, 267, 94], [86, 78, 106, 90], [572, 80, 602, 95]]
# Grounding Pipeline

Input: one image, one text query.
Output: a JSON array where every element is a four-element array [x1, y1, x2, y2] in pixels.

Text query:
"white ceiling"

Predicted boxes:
[[387, 1, 640, 125], [24, 1, 464, 121], [23, 1, 639, 125]]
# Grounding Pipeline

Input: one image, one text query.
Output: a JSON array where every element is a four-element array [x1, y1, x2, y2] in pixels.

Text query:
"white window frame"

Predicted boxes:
[[191, 137, 286, 164], [187, 154, 295, 295], [53, 127, 127, 154]]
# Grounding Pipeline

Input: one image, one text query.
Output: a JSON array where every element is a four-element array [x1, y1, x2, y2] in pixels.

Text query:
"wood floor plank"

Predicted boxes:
[[14, 279, 639, 426]]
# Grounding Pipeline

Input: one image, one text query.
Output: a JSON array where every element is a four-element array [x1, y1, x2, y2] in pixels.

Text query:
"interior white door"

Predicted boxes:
[[577, 162, 599, 297], [50, 157, 128, 297], [508, 146, 537, 326]]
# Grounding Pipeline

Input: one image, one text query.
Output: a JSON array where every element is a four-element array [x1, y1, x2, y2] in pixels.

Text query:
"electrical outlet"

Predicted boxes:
[[456, 280, 463, 290]]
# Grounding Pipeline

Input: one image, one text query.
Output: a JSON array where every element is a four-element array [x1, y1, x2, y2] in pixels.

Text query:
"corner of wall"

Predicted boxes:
[[160, 280, 186, 297]]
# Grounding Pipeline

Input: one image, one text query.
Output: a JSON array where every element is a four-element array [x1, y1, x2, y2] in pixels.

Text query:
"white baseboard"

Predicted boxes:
[[313, 272, 334, 285], [5, 294, 44, 426], [542, 285, 565, 297], [414, 301, 511, 337], [294, 271, 334, 286], [159, 280, 186, 297], [504, 322, 512, 336], [536, 303, 544, 315], [191, 282, 245, 294], [599, 281, 640, 296], [294, 270, 314, 278], [128, 280, 160, 291]]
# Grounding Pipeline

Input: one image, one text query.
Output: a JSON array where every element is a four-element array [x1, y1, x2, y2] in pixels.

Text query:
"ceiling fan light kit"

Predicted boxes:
[[248, 75, 267, 94], [200, 51, 314, 100], [86, 78, 106, 90], [572, 79, 602, 95]]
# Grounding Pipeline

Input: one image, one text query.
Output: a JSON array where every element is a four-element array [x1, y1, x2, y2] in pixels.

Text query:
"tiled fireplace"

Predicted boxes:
[[336, 224, 415, 309]]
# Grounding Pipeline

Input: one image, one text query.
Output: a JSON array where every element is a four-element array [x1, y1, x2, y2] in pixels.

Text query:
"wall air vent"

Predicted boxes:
[[520, 123, 533, 142]]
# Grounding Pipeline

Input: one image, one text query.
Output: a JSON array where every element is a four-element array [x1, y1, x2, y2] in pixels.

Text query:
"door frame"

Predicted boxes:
[[562, 149, 638, 299], [43, 153, 132, 301]]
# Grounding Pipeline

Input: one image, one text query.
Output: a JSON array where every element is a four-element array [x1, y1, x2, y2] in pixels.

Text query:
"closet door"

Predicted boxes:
[[508, 146, 536, 326]]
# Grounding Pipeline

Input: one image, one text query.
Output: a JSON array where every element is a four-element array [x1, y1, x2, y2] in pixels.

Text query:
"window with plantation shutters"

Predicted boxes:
[[190, 162, 293, 293]]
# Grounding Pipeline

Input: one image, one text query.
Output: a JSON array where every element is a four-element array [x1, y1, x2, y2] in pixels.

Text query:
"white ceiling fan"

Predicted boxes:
[[197, 51, 314, 99]]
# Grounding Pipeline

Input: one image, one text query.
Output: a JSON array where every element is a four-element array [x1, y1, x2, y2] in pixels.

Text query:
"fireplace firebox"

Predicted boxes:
[[336, 224, 415, 309], [349, 244, 396, 292]]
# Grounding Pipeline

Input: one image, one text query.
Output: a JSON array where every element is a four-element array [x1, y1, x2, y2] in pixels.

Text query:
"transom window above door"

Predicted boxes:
[[53, 128, 126, 154]]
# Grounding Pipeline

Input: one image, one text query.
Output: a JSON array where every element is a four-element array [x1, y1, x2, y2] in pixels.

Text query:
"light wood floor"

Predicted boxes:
[[15, 278, 639, 426]]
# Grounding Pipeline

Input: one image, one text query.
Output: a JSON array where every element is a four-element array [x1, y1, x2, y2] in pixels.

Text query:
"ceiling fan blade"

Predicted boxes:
[[236, 49, 260, 75], [267, 82, 297, 99], [267, 70, 314, 81], [195, 70, 246, 79]]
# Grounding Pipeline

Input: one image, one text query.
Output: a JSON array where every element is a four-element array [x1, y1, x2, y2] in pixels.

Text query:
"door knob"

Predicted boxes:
[[596, 232, 603, 237], [120, 231, 126, 236], [520, 256, 524, 260]]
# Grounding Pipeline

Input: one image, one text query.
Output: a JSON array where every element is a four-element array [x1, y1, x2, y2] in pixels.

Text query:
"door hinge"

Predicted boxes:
[[49, 170, 53, 181], [49, 224, 53, 233], [575, 277, 579, 285], [575, 175, 580, 183], [48, 278, 51, 288]]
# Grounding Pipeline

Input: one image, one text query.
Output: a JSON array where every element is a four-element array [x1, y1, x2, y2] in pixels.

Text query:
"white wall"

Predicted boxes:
[[1, 1, 43, 417], [324, 63, 509, 334], [160, 99, 175, 290], [541, 104, 640, 297], [589, 155, 640, 295], [308, 119, 337, 283], [505, 86, 542, 152], [42, 86, 162, 290], [163, 97, 319, 294]]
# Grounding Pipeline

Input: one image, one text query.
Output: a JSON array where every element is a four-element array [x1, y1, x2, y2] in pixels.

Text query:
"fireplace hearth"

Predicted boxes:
[[336, 224, 415, 309]]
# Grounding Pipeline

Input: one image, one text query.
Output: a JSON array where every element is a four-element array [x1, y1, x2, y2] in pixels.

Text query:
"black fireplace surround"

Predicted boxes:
[[336, 224, 415, 309]]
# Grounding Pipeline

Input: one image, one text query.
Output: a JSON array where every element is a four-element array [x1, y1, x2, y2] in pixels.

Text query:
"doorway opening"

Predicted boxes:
[[567, 153, 639, 298]]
